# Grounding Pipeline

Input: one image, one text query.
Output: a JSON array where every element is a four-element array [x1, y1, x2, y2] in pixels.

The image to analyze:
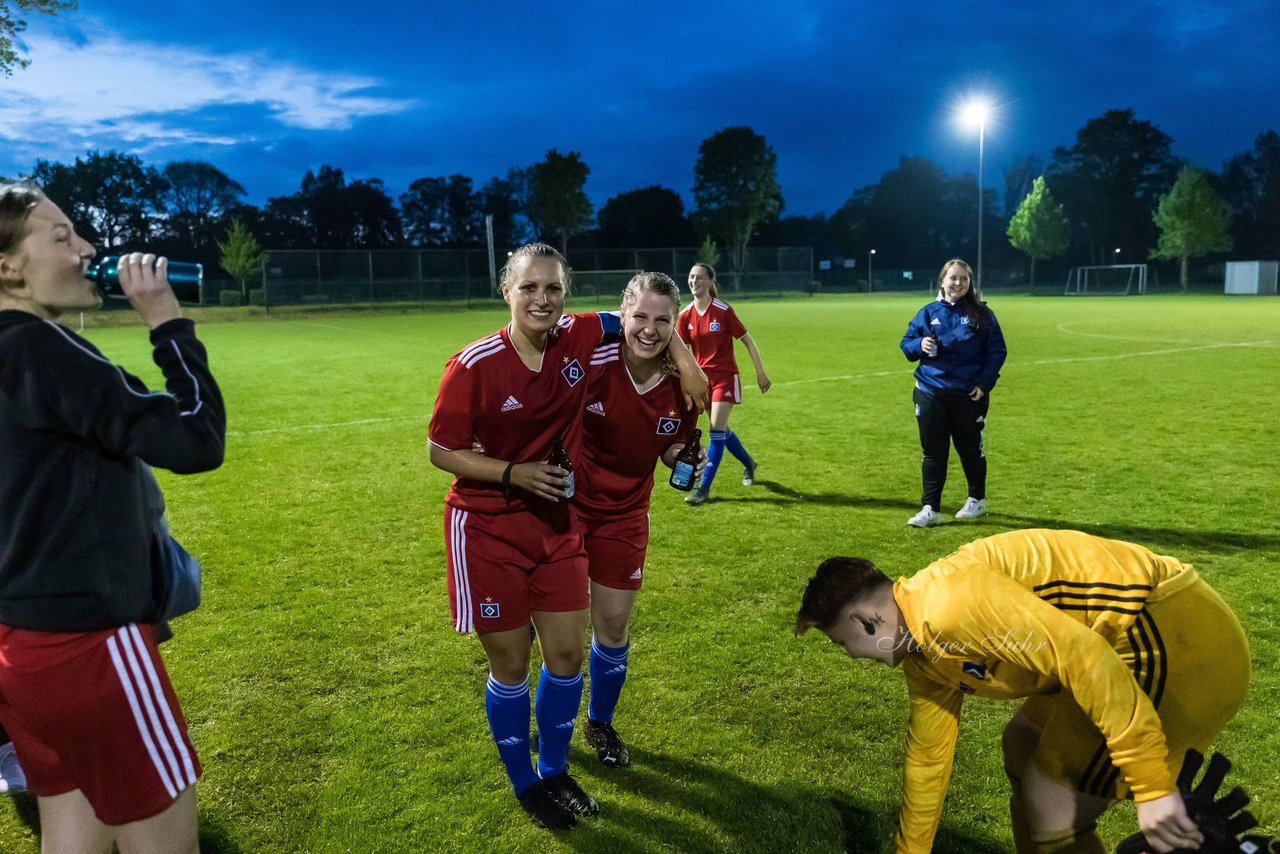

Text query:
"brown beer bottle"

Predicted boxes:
[[548, 435, 575, 499], [669, 429, 703, 491]]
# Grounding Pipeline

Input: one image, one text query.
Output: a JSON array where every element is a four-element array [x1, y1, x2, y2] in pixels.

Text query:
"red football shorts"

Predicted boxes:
[[581, 511, 650, 591], [0, 622, 201, 824], [444, 504, 589, 633], [708, 372, 742, 404]]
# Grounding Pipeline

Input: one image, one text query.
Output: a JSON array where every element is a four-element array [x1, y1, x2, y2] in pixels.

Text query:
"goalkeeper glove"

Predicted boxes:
[[1114, 749, 1273, 854]]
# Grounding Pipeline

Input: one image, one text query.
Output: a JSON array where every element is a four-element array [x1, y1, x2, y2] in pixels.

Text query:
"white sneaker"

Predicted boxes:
[[684, 487, 709, 506], [907, 505, 940, 527], [955, 498, 987, 519], [0, 741, 26, 794]]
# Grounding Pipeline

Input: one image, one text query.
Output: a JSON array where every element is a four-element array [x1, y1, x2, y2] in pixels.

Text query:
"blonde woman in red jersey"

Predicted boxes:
[[676, 263, 771, 506], [576, 272, 703, 768]]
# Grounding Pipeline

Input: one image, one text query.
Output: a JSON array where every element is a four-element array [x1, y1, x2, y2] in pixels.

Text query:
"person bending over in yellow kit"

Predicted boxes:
[[795, 529, 1250, 854]]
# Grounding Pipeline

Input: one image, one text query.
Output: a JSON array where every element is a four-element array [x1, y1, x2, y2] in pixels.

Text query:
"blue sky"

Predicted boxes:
[[3, 0, 1278, 216]]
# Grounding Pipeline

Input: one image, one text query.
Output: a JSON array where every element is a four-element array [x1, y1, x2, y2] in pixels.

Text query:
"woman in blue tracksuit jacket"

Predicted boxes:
[[899, 258, 1006, 528]]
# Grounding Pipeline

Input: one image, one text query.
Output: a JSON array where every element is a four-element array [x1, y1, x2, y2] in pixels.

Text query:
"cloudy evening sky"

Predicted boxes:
[[3, 0, 1278, 216]]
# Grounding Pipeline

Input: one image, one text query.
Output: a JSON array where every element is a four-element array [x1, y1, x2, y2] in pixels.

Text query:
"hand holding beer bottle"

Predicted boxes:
[[669, 429, 704, 491], [548, 435, 575, 500]]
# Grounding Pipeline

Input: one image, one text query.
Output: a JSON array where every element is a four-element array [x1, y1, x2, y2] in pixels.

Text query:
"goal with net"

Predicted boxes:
[[1064, 264, 1149, 296]]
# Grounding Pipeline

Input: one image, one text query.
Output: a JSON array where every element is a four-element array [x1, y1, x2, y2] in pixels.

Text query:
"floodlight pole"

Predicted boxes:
[[867, 249, 875, 292], [976, 116, 985, 290], [486, 214, 497, 298]]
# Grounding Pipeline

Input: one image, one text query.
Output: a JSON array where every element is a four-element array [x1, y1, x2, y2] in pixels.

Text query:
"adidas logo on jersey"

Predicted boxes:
[[629, 568, 642, 580], [587, 401, 606, 416], [500, 396, 523, 412]]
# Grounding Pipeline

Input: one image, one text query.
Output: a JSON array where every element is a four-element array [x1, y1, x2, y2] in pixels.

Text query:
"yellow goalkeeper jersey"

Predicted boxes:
[[891, 528, 1198, 853]]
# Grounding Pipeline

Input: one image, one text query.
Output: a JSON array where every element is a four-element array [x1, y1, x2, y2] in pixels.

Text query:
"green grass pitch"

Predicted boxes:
[[2, 292, 1277, 852]]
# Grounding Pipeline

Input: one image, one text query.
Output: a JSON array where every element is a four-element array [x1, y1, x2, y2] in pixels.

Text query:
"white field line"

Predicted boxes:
[[776, 338, 1275, 389], [1053, 320, 1167, 342], [232, 338, 1275, 435], [286, 321, 349, 331]]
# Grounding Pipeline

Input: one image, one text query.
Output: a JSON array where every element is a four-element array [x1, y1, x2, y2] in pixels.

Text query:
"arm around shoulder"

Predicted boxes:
[[666, 333, 709, 412]]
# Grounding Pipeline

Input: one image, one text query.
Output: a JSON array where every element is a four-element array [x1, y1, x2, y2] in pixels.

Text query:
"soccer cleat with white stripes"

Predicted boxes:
[[907, 505, 940, 527], [516, 778, 577, 829], [685, 487, 708, 506], [541, 769, 600, 817], [955, 498, 987, 519], [583, 719, 630, 768], [742, 459, 757, 486]]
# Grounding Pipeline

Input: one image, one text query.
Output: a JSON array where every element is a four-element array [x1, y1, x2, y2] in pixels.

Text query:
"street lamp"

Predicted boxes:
[[867, 249, 875, 292], [959, 97, 993, 288]]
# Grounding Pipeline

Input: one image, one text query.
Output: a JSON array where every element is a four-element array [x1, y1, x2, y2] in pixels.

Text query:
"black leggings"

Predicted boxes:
[[913, 387, 989, 510]]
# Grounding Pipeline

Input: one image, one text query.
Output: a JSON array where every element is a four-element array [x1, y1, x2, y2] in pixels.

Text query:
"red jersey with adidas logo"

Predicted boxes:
[[676, 298, 746, 378], [429, 313, 606, 515], [576, 342, 697, 518]]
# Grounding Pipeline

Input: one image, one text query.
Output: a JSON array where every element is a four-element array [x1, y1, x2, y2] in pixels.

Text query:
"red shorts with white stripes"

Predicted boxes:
[[708, 372, 741, 404], [0, 622, 201, 824], [580, 511, 650, 591], [443, 505, 589, 633]]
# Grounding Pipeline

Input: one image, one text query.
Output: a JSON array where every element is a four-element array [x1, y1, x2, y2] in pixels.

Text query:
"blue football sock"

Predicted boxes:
[[535, 665, 583, 778], [700, 429, 728, 491], [724, 430, 753, 466], [587, 635, 630, 724], [485, 674, 538, 795]]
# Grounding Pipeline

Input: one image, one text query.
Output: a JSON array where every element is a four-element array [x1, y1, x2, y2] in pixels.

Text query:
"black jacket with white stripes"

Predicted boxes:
[[0, 311, 225, 632]]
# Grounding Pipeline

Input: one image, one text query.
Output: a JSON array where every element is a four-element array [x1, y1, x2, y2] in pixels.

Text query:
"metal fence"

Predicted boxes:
[[258, 248, 492, 306], [565, 246, 815, 295], [813, 264, 1058, 294], [206, 250, 1229, 307], [235, 246, 815, 306]]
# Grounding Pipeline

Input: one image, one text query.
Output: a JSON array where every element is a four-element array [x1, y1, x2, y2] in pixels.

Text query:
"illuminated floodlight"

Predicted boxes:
[[956, 94, 996, 287], [958, 96, 994, 130]]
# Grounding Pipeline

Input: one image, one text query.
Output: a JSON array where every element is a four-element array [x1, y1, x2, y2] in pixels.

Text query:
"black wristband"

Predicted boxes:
[[501, 461, 514, 496]]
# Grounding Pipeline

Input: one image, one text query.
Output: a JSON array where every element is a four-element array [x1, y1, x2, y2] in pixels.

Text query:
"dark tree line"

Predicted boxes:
[[10, 111, 1280, 280], [758, 111, 1279, 279]]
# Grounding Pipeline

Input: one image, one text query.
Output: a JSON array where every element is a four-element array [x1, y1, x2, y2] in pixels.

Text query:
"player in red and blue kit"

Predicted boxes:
[[575, 273, 701, 769], [677, 263, 771, 506], [428, 246, 706, 830]]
